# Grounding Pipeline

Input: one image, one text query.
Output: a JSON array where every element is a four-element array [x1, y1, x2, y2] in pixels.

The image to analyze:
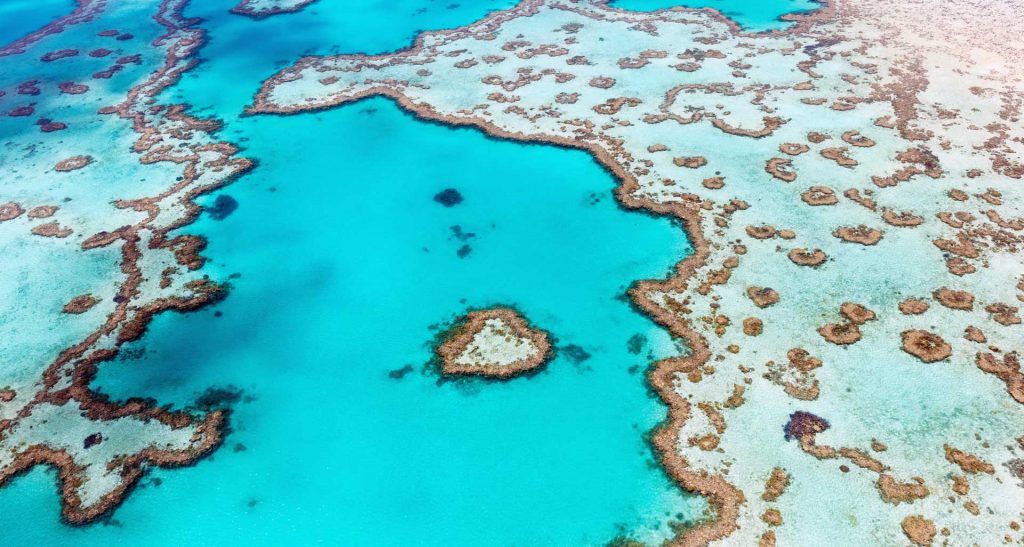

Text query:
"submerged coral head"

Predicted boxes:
[[783, 410, 830, 441], [433, 187, 463, 207]]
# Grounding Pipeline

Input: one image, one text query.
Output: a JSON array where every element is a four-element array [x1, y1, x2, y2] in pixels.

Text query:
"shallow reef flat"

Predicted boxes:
[[0, 0, 248, 523], [229, 0, 317, 19], [250, 0, 1024, 544]]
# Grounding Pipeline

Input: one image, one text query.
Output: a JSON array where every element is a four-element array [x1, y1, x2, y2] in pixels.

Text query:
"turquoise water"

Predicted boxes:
[[84, 98, 697, 545], [0, 0, 75, 48], [4, 99, 701, 544], [612, 0, 820, 31], [0, 0, 822, 544]]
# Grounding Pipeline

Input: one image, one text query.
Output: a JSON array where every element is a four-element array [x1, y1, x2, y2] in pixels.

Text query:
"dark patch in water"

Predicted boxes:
[[194, 385, 253, 411], [456, 244, 472, 258], [83, 432, 102, 449], [433, 187, 463, 207], [784, 410, 830, 441], [1005, 458, 1024, 481], [804, 38, 841, 54], [388, 364, 415, 379], [626, 333, 647, 355], [450, 225, 476, 241], [233, 443, 247, 453], [207, 194, 238, 221], [627, 364, 640, 375], [118, 347, 146, 361], [561, 344, 591, 363], [138, 476, 163, 489]]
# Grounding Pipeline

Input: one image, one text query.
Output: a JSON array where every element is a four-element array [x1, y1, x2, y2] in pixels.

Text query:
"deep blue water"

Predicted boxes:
[[0, 0, 820, 544]]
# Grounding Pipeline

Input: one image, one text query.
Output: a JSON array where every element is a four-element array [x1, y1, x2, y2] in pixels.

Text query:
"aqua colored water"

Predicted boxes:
[[0, 0, 75, 48], [0, 0, 819, 544], [612, 0, 820, 31]]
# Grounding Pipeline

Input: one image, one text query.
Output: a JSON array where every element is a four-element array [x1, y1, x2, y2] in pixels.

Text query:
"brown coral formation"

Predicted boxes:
[[901, 330, 952, 363], [933, 287, 974, 310], [746, 286, 780, 308], [840, 303, 876, 324], [975, 352, 1024, 404], [801, 186, 838, 206], [765, 157, 796, 182], [821, 146, 858, 167], [435, 307, 552, 378], [842, 130, 876, 147], [784, 411, 830, 441], [779, 143, 809, 155], [28, 206, 58, 219], [833, 225, 883, 245], [985, 303, 1021, 325], [806, 131, 830, 143], [943, 445, 994, 474], [63, 294, 100, 314], [761, 508, 783, 526], [882, 208, 924, 227], [787, 248, 827, 267], [746, 225, 778, 239], [702, 176, 725, 189], [901, 515, 937, 546], [818, 322, 862, 345], [673, 156, 707, 168], [31, 222, 73, 238], [877, 474, 930, 504], [230, 0, 317, 19], [899, 299, 929, 315], [787, 348, 822, 372], [0, 202, 25, 221], [54, 155, 94, 172], [964, 326, 986, 343], [762, 467, 790, 501]]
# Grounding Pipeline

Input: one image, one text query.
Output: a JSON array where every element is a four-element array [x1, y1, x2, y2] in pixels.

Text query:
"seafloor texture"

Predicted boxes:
[[250, 0, 1024, 545], [1, 0, 1023, 545]]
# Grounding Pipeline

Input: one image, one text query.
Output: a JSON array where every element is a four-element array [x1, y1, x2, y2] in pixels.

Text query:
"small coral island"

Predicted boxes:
[[436, 307, 552, 379]]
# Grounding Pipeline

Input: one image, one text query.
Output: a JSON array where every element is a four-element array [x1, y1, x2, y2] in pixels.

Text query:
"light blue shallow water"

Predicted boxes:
[[0, 0, 817, 544]]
